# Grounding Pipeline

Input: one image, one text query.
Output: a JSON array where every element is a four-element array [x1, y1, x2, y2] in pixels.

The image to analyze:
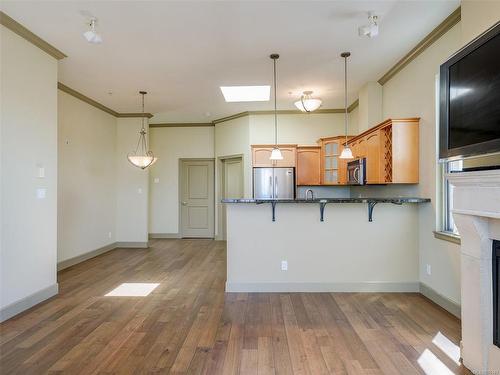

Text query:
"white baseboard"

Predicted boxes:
[[0, 283, 59, 323], [58, 242, 117, 271], [419, 282, 461, 318], [116, 241, 149, 248], [149, 233, 181, 239], [225, 281, 420, 293]]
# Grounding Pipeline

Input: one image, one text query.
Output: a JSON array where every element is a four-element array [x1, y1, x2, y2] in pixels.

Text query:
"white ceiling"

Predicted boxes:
[[1, 1, 459, 122]]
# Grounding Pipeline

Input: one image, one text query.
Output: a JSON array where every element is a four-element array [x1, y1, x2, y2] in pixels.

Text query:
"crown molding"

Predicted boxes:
[[347, 99, 359, 112], [58, 82, 153, 118], [117, 113, 154, 119], [150, 122, 213, 128], [212, 102, 359, 125], [378, 6, 461, 85], [58, 82, 119, 117], [0, 11, 67, 60]]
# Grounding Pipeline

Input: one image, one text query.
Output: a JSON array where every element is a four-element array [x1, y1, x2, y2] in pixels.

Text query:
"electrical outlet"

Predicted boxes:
[[426, 264, 432, 276], [36, 188, 47, 199], [154, 177, 160, 184], [281, 260, 288, 271]]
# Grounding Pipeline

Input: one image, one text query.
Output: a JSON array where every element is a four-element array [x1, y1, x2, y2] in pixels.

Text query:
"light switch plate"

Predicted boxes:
[[37, 166, 45, 178], [154, 178, 160, 184], [281, 260, 288, 271]]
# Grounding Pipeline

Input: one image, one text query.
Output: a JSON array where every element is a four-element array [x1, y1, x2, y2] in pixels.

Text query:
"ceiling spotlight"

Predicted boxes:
[[294, 91, 322, 113], [83, 18, 102, 44], [358, 13, 379, 38]]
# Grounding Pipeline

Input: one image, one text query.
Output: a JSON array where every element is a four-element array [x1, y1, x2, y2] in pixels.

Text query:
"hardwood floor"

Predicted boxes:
[[0, 239, 471, 374]]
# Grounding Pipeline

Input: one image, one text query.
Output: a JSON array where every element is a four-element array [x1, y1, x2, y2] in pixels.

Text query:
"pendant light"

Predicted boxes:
[[339, 52, 354, 159], [269, 54, 283, 160], [127, 91, 158, 169], [294, 91, 322, 112]]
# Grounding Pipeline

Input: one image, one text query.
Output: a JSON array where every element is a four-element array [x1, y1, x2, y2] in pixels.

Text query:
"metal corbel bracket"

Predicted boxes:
[[319, 202, 328, 222], [270, 201, 277, 222]]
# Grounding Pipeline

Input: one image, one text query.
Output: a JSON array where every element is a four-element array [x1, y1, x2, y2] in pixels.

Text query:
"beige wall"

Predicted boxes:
[[248, 112, 354, 145], [115, 118, 150, 244], [57, 91, 117, 262], [0, 26, 58, 315], [382, 23, 463, 304], [352, 1, 500, 306], [358, 82, 382, 133], [461, 0, 500, 45], [226, 203, 419, 291], [148, 126, 214, 235]]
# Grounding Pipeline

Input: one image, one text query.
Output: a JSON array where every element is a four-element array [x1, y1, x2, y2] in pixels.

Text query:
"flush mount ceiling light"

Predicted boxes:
[[269, 54, 283, 161], [83, 18, 102, 44], [339, 52, 354, 160], [127, 91, 158, 169], [220, 85, 270, 102], [358, 13, 379, 38], [294, 91, 322, 113]]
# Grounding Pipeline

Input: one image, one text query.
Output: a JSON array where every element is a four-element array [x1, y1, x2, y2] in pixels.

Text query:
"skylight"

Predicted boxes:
[[220, 86, 270, 102]]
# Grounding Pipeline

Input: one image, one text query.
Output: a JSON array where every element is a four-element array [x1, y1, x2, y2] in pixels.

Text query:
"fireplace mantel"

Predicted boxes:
[[448, 169, 500, 373]]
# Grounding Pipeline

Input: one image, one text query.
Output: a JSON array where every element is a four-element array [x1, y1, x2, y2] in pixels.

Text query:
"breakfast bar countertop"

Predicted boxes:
[[222, 197, 431, 204]]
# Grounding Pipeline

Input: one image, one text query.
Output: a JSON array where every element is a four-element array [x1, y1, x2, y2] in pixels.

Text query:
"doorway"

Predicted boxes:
[[220, 156, 243, 240], [179, 159, 215, 238]]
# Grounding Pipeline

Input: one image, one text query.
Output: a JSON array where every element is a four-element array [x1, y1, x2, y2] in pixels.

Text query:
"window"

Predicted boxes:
[[443, 160, 463, 234]]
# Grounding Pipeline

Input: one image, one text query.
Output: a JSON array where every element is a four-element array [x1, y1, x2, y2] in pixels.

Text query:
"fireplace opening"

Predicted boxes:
[[494, 240, 500, 348]]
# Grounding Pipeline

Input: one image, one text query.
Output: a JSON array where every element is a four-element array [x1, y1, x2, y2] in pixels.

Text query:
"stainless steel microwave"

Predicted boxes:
[[347, 158, 366, 185]]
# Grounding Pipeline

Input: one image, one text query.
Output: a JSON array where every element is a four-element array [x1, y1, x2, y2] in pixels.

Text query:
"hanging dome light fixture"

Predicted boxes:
[[339, 52, 354, 159], [127, 91, 158, 169], [294, 91, 322, 113], [269, 53, 283, 161]]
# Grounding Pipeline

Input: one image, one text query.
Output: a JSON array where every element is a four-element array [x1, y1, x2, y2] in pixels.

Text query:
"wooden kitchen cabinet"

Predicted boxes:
[[347, 118, 419, 184], [296, 146, 321, 185], [318, 136, 351, 185], [252, 145, 296, 167], [365, 131, 381, 184]]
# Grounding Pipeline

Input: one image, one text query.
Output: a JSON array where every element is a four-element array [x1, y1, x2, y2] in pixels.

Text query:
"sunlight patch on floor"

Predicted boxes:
[[432, 331, 461, 364], [417, 348, 454, 375], [105, 283, 159, 297]]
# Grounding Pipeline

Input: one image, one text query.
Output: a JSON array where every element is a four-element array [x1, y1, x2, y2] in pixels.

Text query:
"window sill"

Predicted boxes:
[[433, 231, 461, 245]]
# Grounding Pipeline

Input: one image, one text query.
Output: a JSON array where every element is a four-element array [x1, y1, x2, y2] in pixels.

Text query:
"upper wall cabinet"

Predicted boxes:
[[296, 146, 321, 185], [348, 118, 419, 184], [252, 145, 296, 168], [318, 136, 352, 185]]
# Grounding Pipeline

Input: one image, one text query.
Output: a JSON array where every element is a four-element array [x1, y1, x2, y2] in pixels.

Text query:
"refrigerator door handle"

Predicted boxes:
[[275, 176, 278, 198], [269, 175, 273, 198]]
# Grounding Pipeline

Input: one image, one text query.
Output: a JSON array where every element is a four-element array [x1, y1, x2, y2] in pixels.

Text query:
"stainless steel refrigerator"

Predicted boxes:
[[253, 168, 295, 199]]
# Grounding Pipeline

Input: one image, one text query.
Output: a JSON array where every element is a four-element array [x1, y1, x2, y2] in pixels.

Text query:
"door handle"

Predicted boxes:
[[181, 201, 187, 206], [269, 176, 273, 198], [354, 167, 360, 183], [275, 176, 278, 198]]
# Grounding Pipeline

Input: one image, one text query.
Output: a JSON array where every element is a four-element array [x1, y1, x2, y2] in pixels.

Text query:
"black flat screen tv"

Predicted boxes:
[[439, 22, 500, 162]]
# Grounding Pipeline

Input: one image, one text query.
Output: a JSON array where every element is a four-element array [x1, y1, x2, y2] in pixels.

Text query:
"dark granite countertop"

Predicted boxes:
[[222, 197, 431, 204]]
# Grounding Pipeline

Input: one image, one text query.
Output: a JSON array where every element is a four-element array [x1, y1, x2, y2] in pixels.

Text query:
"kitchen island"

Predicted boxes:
[[222, 197, 430, 292]]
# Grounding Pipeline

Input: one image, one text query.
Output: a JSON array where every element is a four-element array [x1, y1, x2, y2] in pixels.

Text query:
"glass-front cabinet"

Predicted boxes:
[[319, 136, 349, 185]]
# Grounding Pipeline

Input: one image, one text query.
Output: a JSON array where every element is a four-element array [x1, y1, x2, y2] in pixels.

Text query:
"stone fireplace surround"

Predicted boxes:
[[448, 169, 500, 372]]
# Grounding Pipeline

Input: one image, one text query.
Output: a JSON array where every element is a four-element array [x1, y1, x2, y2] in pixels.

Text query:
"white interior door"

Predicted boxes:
[[221, 157, 243, 240], [180, 160, 215, 238]]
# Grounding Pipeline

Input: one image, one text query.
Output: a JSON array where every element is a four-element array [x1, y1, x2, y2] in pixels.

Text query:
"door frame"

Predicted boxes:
[[217, 154, 244, 241], [178, 158, 215, 239]]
